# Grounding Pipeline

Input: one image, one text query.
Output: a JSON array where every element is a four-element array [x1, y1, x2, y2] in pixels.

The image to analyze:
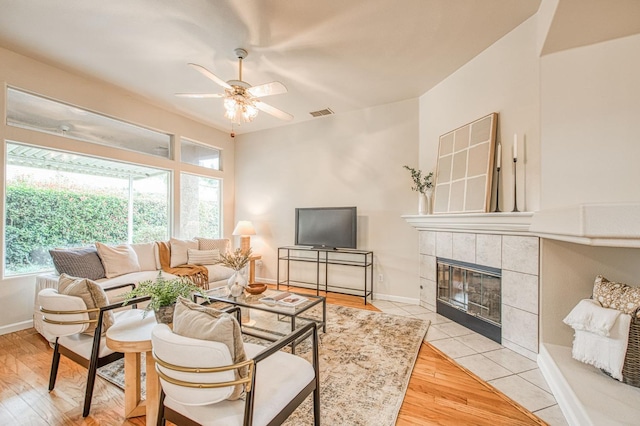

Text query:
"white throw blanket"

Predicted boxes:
[[563, 298, 621, 336], [564, 299, 631, 381]]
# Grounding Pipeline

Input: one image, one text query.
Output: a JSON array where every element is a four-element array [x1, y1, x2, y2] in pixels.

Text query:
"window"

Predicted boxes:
[[181, 138, 221, 170], [4, 142, 170, 276], [180, 173, 221, 239], [6, 87, 172, 158]]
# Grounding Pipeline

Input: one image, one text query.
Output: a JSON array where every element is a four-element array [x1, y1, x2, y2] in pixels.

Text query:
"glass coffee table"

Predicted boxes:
[[198, 287, 326, 354]]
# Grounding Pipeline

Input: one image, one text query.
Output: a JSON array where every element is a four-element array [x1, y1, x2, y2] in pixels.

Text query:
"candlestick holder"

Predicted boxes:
[[494, 166, 501, 212], [512, 158, 519, 212]]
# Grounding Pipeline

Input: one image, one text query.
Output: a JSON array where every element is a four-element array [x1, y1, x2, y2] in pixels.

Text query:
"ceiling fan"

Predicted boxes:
[[176, 48, 293, 124]]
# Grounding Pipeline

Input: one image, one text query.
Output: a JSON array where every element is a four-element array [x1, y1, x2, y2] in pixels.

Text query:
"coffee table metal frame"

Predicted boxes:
[[196, 289, 326, 354]]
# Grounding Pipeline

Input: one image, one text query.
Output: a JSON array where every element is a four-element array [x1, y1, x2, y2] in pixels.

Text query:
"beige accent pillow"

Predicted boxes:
[[593, 275, 640, 316], [95, 242, 141, 278], [196, 237, 230, 253], [131, 242, 158, 271], [58, 274, 115, 336], [170, 238, 199, 267], [172, 297, 247, 400], [187, 249, 220, 266]]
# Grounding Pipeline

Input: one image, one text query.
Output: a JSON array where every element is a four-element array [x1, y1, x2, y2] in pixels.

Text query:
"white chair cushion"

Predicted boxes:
[[163, 342, 315, 426], [152, 324, 236, 404], [39, 288, 90, 337], [59, 309, 145, 359]]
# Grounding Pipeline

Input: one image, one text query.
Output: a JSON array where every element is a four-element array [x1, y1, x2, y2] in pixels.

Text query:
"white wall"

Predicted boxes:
[[0, 47, 234, 334], [419, 17, 541, 213], [540, 33, 640, 209], [234, 98, 421, 302]]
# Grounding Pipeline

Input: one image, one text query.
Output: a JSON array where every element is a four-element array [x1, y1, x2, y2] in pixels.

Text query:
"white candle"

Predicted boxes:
[[496, 143, 502, 168], [513, 134, 518, 160]]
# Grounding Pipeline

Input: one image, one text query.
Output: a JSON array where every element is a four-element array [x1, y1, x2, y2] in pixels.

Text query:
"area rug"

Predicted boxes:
[[97, 304, 429, 425]]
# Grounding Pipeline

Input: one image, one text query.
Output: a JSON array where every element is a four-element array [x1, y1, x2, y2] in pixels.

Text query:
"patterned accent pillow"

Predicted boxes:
[[172, 297, 247, 400], [187, 249, 220, 266], [593, 275, 640, 316], [196, 237, 230, 253], [49, 247, 106, 280], [58, 274, 115, 336]]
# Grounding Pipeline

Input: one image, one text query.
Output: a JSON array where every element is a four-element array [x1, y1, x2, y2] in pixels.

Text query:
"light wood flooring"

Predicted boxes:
[[0, 288, 545, 425]]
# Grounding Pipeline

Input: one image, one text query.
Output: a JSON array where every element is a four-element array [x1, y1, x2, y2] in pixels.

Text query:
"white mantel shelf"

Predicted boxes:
[[403, 203, 640, 248], [402, 212, 533, 234]]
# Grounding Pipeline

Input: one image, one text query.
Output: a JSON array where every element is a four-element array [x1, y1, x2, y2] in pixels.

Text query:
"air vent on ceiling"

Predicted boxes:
[[309, 108, 334, 117]]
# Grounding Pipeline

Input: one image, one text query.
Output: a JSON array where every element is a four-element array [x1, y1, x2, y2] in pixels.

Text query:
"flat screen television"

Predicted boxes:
[[295, 207, 357, 250]]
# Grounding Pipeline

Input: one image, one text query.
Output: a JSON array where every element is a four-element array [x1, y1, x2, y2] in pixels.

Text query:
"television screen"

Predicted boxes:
[[295, 207, 357, 249]]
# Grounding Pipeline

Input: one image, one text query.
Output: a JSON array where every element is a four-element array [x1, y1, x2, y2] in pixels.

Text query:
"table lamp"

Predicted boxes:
[[232, 220, 256, 253]]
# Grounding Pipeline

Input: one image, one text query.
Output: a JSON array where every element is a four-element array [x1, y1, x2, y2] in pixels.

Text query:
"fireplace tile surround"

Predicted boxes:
[[405, 205, 640, 424], [420, 230, 540, 360]]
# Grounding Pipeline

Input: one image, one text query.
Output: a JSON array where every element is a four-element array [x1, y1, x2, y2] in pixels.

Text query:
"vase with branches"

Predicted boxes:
[[404, 165, 434, 214], [219, 247, 253, 296]]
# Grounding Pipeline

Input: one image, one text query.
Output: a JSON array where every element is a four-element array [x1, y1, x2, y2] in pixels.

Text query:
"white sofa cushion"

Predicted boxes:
[[131, 242, 159, 271], [170, 238, 198, 267], [95, 242, 141, 278], [206, 264, 236, 282]]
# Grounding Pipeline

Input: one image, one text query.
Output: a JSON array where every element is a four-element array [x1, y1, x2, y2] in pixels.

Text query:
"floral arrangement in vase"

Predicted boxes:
[[219, 247, 253, 296], [403, 165, 434, 215]]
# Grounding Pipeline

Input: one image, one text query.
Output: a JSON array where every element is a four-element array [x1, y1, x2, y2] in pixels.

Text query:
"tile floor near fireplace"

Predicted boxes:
[[371, 299, 569, 426]]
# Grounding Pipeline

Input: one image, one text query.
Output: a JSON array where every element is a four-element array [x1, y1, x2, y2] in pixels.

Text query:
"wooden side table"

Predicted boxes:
[[249, 254, 262, 284], [106, 313, 160, 426]]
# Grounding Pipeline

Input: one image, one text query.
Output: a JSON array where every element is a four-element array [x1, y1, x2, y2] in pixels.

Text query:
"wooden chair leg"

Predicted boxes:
[[48, 340, 61, 391]]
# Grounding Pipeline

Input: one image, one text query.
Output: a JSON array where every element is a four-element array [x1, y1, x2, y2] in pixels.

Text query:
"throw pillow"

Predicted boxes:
[[131, 242, 158, 271], [95, 242, 141, 278], [172, 297, 247, 400], [49, 247, 106, 280], [169, 238, 198, 267], [593, 275, 640, 316], [58, 273, 115, 336], [196, 237, 230, 253], [187, 249, 220, 266]]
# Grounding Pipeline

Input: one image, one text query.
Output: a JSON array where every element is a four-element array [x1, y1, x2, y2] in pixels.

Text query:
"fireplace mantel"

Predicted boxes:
[[403, 203, 640, 248]]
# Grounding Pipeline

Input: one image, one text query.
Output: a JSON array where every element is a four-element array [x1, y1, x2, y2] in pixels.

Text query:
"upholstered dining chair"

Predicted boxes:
[[151, 318, 320, 426], [38, 284, 150, 417]]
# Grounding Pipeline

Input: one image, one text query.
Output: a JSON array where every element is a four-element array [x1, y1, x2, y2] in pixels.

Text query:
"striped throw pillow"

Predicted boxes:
[[187, 249, 220, 266]]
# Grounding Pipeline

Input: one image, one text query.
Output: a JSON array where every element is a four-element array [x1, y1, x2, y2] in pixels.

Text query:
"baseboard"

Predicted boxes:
[[0, 319, 33, 336], [373, 293, 419, 305]]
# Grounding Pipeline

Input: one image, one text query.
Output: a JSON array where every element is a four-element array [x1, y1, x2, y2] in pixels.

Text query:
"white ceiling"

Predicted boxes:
[[0, 0, 541, 135]]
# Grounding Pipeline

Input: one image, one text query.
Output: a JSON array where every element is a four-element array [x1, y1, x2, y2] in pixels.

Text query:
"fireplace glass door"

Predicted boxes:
[[437, 259, 501, 326]]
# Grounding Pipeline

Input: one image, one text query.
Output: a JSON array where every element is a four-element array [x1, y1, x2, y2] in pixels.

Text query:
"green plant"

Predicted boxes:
[[219, 247, 253, 271], [122, 272, 206, 315], [403, 166, 433, 195]]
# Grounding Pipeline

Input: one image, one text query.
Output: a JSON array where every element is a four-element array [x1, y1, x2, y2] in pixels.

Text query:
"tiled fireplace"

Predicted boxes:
[[419, 230, 540, 360]]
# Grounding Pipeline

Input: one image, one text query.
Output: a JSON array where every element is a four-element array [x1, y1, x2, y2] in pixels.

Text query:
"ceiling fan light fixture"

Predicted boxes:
[[224, 93, 258, 124]]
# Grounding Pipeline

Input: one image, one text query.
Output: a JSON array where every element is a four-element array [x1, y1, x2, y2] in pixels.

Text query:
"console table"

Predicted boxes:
[[277, 246, 374, 304]]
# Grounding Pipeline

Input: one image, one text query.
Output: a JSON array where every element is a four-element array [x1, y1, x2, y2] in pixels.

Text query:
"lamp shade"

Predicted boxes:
[[232, 221, 256, 236]]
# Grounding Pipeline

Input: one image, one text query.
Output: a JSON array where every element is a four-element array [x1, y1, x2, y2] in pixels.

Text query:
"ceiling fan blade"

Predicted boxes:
[[247, 81, 288, 98], [254, 100, 293, 121], [175, 93, 224, 98], [188, 63, 232, 90]]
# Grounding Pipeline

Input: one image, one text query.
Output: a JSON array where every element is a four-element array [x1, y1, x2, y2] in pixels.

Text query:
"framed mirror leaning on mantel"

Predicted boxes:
[[432, 112, 498, 214]]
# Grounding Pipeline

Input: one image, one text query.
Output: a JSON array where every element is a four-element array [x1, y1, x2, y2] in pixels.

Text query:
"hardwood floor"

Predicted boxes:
[[0, 289, 545, 425]]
